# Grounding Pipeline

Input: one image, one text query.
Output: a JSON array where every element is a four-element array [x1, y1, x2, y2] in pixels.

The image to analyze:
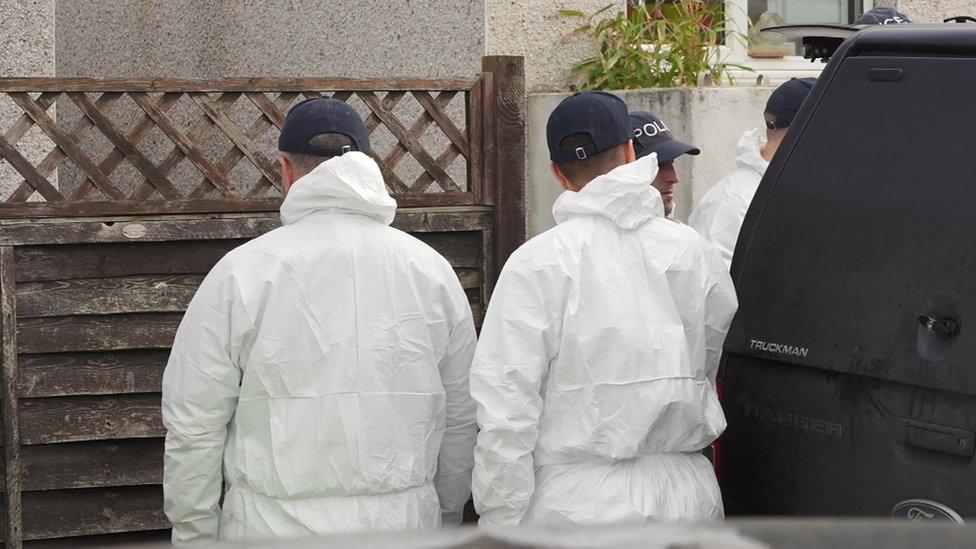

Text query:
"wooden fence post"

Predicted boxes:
[[1, 246, 23, 548], [482, 56, 526, 288]]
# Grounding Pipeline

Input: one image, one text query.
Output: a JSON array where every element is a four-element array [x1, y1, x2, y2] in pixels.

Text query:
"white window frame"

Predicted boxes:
[[722, 0, 873, 84]]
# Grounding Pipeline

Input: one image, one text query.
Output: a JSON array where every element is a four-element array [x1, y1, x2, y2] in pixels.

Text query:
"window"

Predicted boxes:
[[626, 1, 873, 84], [726, 0, 873, 83]]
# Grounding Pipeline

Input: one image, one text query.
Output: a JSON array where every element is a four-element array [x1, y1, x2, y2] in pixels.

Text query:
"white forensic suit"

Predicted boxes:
[[470, 153, 738, 526], [162, 152, 478, 542], [688, 129, 769, 268]]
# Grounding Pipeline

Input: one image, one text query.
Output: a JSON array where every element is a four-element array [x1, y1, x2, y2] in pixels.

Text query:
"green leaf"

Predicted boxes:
[[556, 9, 587, 18]]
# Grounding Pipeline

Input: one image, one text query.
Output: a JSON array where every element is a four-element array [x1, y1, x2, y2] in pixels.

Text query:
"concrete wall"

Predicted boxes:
[[56, 0, 484, 78], [894, 0, 976, 22], [527, 88, 771, 237], [51, 0, 480, 197], [485, 0, 626, 93], [0, 0, 56, 198]]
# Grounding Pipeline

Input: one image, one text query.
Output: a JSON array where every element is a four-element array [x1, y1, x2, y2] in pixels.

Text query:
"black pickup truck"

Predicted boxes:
[[719, 19, 976, 523]]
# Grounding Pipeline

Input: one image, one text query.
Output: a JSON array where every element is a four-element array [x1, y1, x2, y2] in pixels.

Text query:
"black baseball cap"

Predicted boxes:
[[546, 92, 632, 163], [764, 78, 817, 130], [630, 111, 700, 162], [278, 97, 372, 157], [855, 7, 911, 25]]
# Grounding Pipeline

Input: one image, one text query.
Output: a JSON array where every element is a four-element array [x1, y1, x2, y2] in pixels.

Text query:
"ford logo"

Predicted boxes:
[[892, 499, 964, 524]]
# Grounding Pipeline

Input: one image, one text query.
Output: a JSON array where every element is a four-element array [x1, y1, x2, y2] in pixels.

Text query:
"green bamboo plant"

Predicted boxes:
[[560, 1, 750, 90]]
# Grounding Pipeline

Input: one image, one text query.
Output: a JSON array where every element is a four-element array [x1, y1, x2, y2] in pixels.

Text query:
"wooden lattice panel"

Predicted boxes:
[[0, 78, 483, 217], [0, 58, 525, 547]]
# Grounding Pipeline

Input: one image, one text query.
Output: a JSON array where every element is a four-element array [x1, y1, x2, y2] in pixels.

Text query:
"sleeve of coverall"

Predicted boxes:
[[703, 244, 738, 385], [435, 292, 479, 526], [470, 261, 558, 526], [161, 265, 246, 543]]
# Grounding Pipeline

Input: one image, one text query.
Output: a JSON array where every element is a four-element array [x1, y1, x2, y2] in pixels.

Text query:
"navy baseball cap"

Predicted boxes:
[[278, 97, 372, 157], [764, 78, 817, 130], [855, 7, 911, 25], [546, 92, 632, 163], [630, 111, 699, 162]]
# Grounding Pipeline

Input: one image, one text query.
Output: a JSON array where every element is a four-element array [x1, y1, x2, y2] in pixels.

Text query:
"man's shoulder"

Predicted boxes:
[[210, 228, 290, 277], [693, 170, 757, 220], [649, 216, 710, 247], [506, 225, 571, 269], [717, 168, 762, 204]]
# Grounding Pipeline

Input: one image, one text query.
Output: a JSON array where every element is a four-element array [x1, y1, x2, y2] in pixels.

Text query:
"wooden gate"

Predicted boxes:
[[0, 56, 525, 547]]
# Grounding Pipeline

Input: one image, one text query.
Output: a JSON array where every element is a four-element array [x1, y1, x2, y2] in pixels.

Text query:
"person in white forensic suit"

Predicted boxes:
[[689, 77, 816, 268], [628, 110, 700, 219], [470, 92, 738, 526], [161, 98, 478, 542]]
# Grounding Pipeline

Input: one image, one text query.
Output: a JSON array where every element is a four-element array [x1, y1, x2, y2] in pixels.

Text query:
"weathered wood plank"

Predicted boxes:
[[5, 439, 163, 491], [18, 314, 182, 354], [9, 92, 126, 201], [72, 93, 184, 202], [7, 93, 119, 204], [19, 394, 163, 445], [413, 232, 480, 268], [1, 246, 23, 547], [245, 91, 288, 129], [359, 91, 460, 193], [1, 92, 56, 145], [18, 351, 168, 398], [232, 92, 300, 197], [482, 56, 526, 277], [0, 208, 488, 244], [67, 92, 182, 200], [471, 302, 485, 329], [467, 78, 484, 202], [17, 486, 166, 540], [130, 92, 235, 197], [391, 193, 477, 207], [0, 215, 279, 246], [17, 274, 203, 318], [454, 268, 480, 290], [188, 93, 280, 186], [411, 138, 463, 195], [150, 92, 241, 201], [0, 134, 64, 202], [480, 71, 496, 207], [364, 91, 406, 135], [414, 91, 470, 158], [13, 239, 245, 282], [0, 77, 479, 92], [0, 197, 280, 219], [93, 93, 182, 188], [21, 529, 171, 547], [378, 92, 455, 195], [481, 224, 495, 303], [391, 208, 492, 233]]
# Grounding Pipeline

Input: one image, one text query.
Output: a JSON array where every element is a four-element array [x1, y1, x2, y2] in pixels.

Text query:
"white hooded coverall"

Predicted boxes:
[[162, 152, 478, 542], [470, 154, 738, 526], [688, 129, 769, 268]]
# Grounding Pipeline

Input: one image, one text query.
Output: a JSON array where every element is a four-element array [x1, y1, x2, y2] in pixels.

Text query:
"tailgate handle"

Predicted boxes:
[[897, 418, 975, 458], [918, 315, 959, 339]]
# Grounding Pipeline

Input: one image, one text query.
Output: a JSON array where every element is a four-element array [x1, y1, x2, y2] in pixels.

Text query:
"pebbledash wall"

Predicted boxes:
[[0, 0, 55, 196]]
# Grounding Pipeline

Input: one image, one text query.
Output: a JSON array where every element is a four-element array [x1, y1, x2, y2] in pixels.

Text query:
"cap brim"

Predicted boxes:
[[635, 139, 700, 162]]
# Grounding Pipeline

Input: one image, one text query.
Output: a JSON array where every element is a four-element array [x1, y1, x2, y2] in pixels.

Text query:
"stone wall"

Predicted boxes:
[[50, 0, 480, 198], [485, 0, 626, 93], [893, 0, 976, 22], [0, 0, 56, 198], [55, 0, 484, 79]]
